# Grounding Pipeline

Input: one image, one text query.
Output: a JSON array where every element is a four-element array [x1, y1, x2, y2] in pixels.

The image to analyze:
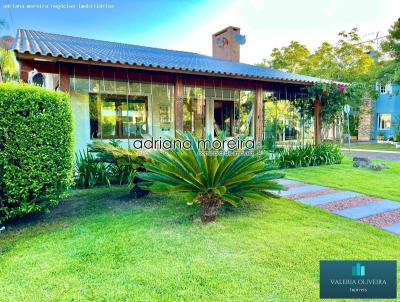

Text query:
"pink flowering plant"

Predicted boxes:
[[293, 82, 367, 126]]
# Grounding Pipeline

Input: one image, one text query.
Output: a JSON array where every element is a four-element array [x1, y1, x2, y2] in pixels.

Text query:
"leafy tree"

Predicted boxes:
[[304, 42, 337, 79], [260, 28, 374, 83], [260, 41, 310, 73], [0, 20, 17, 82], [259, 28, 379, 142], [372, 18, 400, 85], [0, 48, 17, 82], [382, 17, 400, 60]]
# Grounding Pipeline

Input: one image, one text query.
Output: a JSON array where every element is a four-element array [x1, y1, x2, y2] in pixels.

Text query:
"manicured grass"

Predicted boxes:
[[283, 157, 400, 201], [0, 186, 399, 301], [346, 143, 400, 152]]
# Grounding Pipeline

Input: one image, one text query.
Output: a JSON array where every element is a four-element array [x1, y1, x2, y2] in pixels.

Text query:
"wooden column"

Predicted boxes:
[[254, 86, 263, 142], [59, 63, 70, 92], [19, 61, 32, 83], [314, 95, 322, 145], [174, 76, 183, 133]]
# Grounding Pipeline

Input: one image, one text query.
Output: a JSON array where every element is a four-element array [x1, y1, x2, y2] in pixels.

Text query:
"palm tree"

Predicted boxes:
[[138, 132, 284, 222]]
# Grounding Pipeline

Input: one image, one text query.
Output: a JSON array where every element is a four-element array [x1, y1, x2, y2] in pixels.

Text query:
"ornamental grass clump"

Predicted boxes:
[[276, 143, 343, 168], [137, 132, 283, 223], [87, 142, 148, 197]]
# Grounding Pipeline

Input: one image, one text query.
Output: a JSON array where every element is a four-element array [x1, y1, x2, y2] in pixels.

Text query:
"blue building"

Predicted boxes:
[[372, 83, 400, 140]]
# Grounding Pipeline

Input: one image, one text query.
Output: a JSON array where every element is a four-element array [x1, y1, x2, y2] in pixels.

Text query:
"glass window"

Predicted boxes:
[[235, 90, 255, 137], [377, 83, 386, 94], [71, 77, 89, 91], [378, 114, 391, 130], [214, 100, 234, 136], [90, 94, 147, 139], [151, 83, 174, 137], [183, 86, 205, 137]]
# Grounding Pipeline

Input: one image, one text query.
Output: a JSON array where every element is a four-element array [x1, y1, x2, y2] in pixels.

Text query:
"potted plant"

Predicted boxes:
[[377, 131, 385, 142]]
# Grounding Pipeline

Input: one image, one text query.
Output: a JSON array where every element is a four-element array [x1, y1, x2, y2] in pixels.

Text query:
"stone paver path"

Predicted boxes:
[[277, 179, 400, 236]]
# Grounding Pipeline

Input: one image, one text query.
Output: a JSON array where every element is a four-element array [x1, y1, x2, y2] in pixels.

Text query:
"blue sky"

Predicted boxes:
[[0, 0, 399, 63]]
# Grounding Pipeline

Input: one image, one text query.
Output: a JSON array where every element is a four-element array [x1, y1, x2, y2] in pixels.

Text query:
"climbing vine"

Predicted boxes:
[[292, 82, 376, 126]]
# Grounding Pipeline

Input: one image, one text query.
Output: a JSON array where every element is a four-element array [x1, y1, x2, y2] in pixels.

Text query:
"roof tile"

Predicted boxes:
[[14, 29, 323, 84]]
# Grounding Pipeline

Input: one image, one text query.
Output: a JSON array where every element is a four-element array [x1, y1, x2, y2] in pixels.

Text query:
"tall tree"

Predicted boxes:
[[259, 28, 374, 83], [260, 41, 310, 73], [382, 17, 400, 60], [373, 18, 400, 85]]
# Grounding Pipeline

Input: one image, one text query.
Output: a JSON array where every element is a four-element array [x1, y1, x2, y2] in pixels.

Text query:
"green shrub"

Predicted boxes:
[[0, 83, 74, 223], [395, 122, 400, 142], [138, 132, 283, 223], [75, 149, 111, 188], [276, 143, 343, 168], [88, 142, 146, 186]]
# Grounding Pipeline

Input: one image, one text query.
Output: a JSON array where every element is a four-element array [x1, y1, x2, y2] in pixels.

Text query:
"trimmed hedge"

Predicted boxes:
[[0, 83, 74, 223]]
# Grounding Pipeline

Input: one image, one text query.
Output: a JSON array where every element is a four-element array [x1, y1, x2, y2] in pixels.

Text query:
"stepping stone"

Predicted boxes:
[[276, 179, 301, 186], [334, 200, 400, 220], [297, 191, 362, 206], [381, 223, 400, 235], [278, 185, 326, 197]]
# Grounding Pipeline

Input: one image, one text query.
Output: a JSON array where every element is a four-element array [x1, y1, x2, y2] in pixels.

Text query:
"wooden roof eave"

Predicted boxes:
[[15, 52, 315, 87]]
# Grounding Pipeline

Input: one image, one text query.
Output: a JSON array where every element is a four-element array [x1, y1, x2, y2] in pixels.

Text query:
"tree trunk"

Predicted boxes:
[[200, 203, 221, 223], [314, 96, 322, 145], [198, 194, 223, 223], [129, 176, 149, 199]]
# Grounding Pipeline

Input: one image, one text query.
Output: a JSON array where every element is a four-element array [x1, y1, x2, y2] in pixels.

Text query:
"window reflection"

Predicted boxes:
[[90, 94, 147, 139], [183, 86, 205, 137]]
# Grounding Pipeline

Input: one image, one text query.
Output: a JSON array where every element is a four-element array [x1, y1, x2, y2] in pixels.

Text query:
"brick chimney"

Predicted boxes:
[[212, 26, 242, 62]]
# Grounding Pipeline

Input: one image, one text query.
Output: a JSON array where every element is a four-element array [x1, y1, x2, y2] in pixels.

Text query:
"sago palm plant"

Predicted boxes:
[[138, 132, 284, 223]]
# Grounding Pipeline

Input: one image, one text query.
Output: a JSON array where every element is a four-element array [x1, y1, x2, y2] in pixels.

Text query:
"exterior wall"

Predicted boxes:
[[372, 84, 400, 139]]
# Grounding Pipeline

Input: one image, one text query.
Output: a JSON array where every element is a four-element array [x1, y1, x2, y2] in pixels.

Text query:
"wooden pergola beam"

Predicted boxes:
[[174, 76, 183, 133], [59, 63, 69, 92], [254, 86, 263, 142], [19, 61, 33, 82], [15, 53, 315, 87], [314, 95, 322, 145]]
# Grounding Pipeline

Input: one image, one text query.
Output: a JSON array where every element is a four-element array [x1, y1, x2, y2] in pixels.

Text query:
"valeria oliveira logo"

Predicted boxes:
[[132, 137, 258, 156]]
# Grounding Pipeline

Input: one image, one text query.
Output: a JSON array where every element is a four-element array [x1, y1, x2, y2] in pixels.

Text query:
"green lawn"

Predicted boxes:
[[283, 157, 400, 201], [346, 143, 400, 152], [0, 186, 399, 301]]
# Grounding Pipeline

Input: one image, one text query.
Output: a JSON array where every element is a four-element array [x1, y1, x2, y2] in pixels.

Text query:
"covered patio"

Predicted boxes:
[[14, 28, 324, 152]]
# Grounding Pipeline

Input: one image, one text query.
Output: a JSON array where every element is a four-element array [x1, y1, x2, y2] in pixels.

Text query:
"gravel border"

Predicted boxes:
[[285, 183, 307, 189], [359, 209, 400, 227], [288, 188, 337, 200], [317, 196, 380, 212]]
